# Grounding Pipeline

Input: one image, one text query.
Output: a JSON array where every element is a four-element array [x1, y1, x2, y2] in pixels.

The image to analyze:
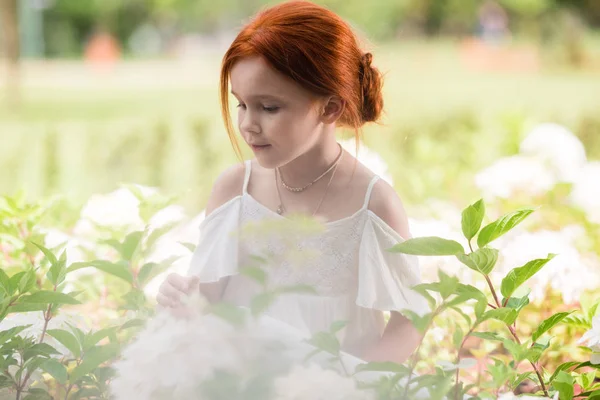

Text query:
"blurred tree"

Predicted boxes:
[[36, 0, 600, 57], [0, 0, 20, 106]]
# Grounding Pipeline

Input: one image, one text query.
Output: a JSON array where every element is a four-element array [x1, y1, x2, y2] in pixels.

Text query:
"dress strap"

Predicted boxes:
[[362, 175, 381, 210], [242, 160, 252, 194]]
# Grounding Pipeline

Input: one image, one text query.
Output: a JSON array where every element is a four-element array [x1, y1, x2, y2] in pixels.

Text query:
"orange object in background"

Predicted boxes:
[[459, 38, 540, 73], [84, 31, 121, 72]]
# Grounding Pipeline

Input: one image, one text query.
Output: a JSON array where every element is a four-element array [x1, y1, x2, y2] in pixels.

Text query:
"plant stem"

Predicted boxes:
[[20, 284, 56, 393], [403, 307, 442, 399], [454, 326, 476, 400], [484, 275, 501, 307], [484, 274, 549, 397]]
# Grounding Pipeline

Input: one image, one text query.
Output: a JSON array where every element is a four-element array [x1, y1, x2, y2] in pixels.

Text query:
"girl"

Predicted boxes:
[[157, 0, 428, 364]]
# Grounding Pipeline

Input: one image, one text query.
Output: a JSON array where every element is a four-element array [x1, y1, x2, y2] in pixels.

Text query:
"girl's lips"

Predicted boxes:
[[251, 144, 271, 151]]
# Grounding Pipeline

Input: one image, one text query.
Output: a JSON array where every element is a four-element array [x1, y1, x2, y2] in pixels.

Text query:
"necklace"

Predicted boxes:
[[278, 143, 343, 193], [275, 150, 343, 216]]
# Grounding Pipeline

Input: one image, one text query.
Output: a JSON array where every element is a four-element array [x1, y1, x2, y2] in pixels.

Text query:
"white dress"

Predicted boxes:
[[186, 160, 429, 359]]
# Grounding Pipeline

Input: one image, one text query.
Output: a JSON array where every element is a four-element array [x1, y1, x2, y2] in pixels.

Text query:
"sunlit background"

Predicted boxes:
[[1, 2, 600, 397], [1, 0, 600, 308]]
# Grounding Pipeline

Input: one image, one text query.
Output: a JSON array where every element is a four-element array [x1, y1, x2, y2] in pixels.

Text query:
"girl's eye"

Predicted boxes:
[[263, 106, 279, 113], [236, 103, 246, 109]]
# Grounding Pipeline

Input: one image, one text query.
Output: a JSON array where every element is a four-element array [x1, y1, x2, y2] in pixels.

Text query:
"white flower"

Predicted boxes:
[[520, 123, 587, 182], [273, 364, 372, 400], [570, 161, 600, 224], [590, 345, 600, 365], [491, 226, 600, 304], [110, 293, 274, 400], [76, 186, 156, 233], [475, 155, 556, 200], [579, 315, 600, 352], [339, 139, 393, 185], [142, 211, 205, 298], [1, 311, 89, 358]]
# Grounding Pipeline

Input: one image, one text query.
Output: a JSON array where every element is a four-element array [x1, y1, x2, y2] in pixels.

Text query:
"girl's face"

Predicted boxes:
[[230, 56, 326, 169]]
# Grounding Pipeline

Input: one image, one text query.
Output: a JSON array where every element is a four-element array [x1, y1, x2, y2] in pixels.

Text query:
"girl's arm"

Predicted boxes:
[[197, 162, 247, 303], [362, 312, 422, 364], [364, 178, 422, 363]]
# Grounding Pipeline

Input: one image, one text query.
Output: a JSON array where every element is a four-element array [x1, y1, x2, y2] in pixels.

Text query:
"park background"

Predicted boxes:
[[1, 0, 600, 398]]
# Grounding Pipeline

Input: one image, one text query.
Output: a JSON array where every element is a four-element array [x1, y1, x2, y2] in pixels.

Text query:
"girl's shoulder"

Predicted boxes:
[[366, 177, 411, 240], [204, 162, 247, 216]]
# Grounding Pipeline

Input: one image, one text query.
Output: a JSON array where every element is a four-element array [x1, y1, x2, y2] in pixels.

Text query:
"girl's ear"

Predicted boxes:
[[320, 96, 345, 124]]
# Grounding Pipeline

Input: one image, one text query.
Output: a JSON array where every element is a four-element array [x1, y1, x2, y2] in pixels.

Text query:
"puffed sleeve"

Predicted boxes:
[[186, 197, 241, 282], [356, 212, 430, 317]]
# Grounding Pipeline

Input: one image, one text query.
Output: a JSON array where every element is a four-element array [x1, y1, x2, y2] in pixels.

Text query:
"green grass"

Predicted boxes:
[[1, 40, 599, 211]]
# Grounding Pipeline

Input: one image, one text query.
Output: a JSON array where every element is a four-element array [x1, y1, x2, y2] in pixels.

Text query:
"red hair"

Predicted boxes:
[[220, 0, 384, 160]]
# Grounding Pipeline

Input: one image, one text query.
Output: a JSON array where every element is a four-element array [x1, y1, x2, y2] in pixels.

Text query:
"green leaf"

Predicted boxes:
[[471, 332, 504, 341], [563, 315, 591, 330], [456, 248, 499, 275], [477, 208, 534, 248], [525, 344, 545, 363], [137, 256, 179, 286], [401, 310, 431, 335], [461, 199, 485, 241], [0, 375, 12, 389], [23, 387, 52, 400], [70, 343, 120, 382], [8, 303, 48, 313], [69, 260, 133, 284], [9, 271, 26, 292], [451, 306, 472, 326], [455, 284, 488, 318], [120, 318, 146, 330], [69, 387, 103, 400], [31, 242, 58, 266], [354, 362, 409, 375], [18, 269, 37, 294], [554, 370, 574, 400], [146, 222, 178, 252], [19, 291, 80, 305], [8, 303, 48, 314], [207, 303, 247, 328], [121, 231, 144, 261], [329, 320, 348, 334], [589, 302, 600, 320], [511, 371, 533, 389], [501, 338, 527, 362], [438, 270, 459, 299], [46, 329, 81, 358], [0, 269, 12, 295], [500, 254, 556, 299], [239, 266, 268, 286], [453, 324, 465, 349], [121, 289, 146, 311], [40, 359, 68, 384], [306, 332, 340, 356], [532, 311, 573, 343], [83, 326, 119, 351], [179, 242, 196, 252], [23, 343, 60, 361], [484, 308, 519, 325], [250, 292, 276, 317], [389, 237, 464, 256], [548, 361, 580, 383], [504, 287, 531, 312], [0, 325, 32, 345]]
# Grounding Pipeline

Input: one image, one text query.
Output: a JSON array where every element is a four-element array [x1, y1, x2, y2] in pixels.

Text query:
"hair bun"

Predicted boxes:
[[361, 52, 373, 68], [359, 52, 383, 124]]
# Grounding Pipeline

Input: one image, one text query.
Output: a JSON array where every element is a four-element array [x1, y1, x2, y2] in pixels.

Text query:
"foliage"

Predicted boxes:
[[1, 189, 599, 399]]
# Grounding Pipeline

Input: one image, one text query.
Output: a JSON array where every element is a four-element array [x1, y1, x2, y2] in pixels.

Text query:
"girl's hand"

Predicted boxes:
[[156, 273, 200, 318]]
